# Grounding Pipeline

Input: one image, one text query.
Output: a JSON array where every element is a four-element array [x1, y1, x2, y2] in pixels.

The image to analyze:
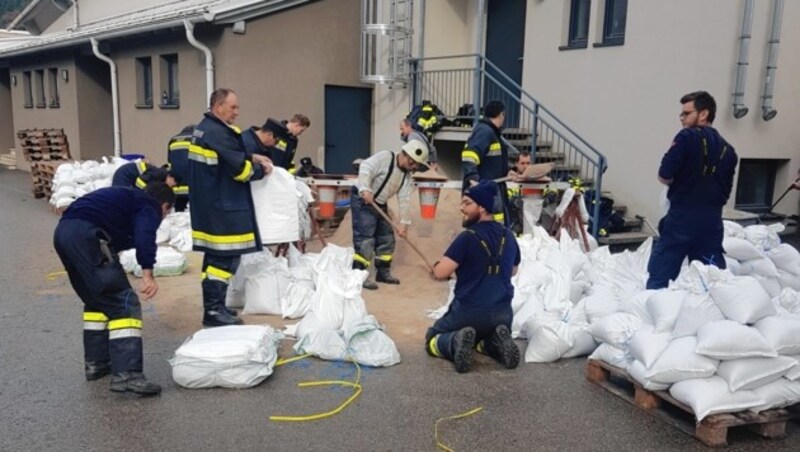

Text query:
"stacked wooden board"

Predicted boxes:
[[17, 129, 71, 197]]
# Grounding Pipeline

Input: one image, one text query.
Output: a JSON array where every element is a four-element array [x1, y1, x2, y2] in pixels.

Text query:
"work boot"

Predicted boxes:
[[376, 267, 400, 285], [224, 306, 239, 317], [362, 280, 379, 290], [490, 324, 520, 369], [85, 362, 111, 381], [110, 372, 161, 396], [203, 307, 243, 327], [452, 327, 476, 374]]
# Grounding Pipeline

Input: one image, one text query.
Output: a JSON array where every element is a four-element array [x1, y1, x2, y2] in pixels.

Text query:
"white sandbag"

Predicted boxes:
[[251, 167, 300, 244], [169, 229, 193, 253], [669, 377, 764, 421], [737, 257, 779, 278], [588, 343, 631, 368], [695, 320, 776, 359], [511, 292, 544, 339], [242, 253, 292, 315], [716, 356, 796, 391], [570, 280, 590, 303], [785, 355, 800, 381], [645, 337, 719, 384], [562, 325, 598, 358], [671, 293, 725, 338], [620, 290, 656, 325], [723, 220, 745, 238], [588, 313, 643, 349], [724, 256, 742, 276], [777, 271, 800, 291], [582, 291, 620, 324], [710, 276, 775, 324], [121, 247, 188, 278], [749, 379, 800, 412], [225, 284, 245, 309], [343, 315, 401, 367], [766, 244, 800, 275], [169, 325, 282, 389], [294, 329, 348, 361], [754, 275, 782, 298], [627, 360, 670, 391], [670, 261, 732, 295], [778, 288, 800, 314], [744, 224, 783, 251], [628, 325, 672, 369], [523, 316, 573, 363], [723, 236, 763, 261], [646, 289, 687, 333], [754, 316, 800, 355], [281, 283, 313, 319]]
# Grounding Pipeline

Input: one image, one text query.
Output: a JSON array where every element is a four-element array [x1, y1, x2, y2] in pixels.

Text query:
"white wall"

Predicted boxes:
[[522, 0, 800, 221]]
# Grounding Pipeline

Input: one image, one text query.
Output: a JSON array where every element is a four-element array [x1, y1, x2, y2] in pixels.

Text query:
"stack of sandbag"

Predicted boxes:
[[169, 325, 283, 389], [722, 221, 800, 293], [119, 246, 188, 277], [156, 211, 193, 253], [589, 261, 800, 420], [49, 157, 127, 210]]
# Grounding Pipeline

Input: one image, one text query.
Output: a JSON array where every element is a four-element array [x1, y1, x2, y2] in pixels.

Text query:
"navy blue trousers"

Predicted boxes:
[[646, 209, 726, 289], [53, 219, 143, 375], [350, 186, 395, 268], [425, 304, 512, 362]]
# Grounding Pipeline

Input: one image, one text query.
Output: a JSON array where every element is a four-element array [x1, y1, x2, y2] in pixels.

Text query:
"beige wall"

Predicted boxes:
[[9, 58, 81, 170], [74, 56, 114, 160], [0, 70, 14, 153], [522, 0, 800, 220], [45, 0, 167, 34]]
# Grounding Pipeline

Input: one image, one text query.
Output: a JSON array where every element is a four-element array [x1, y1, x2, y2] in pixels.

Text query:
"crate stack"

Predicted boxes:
[[17, 128, 72, 198]]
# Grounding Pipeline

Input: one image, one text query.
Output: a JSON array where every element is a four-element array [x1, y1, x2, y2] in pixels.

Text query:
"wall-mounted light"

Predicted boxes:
[[60, 69, 69, 82], [11, 75, 16, 86]]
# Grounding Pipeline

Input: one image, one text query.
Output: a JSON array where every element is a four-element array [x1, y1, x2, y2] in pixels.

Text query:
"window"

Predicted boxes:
[[48, 68, 59, 108], [561, 0, 591, 50], [735, 159, 782, 213], [22, 71, 33, 108], [136, 57, 153, 108], [159, 54, 179, 108], [34, 69, 46, 108], [596, 0, 627, 46]]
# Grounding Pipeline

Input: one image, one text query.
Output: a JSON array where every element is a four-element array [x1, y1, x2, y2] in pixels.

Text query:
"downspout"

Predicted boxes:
[[761, 0, 784, 121], [472, 0, 486, 124], [70, 0, 80, 29], [417, 0, 425, 67], [90, 38, 121, 156], [732, 0, 753, 119], [184, 20, 214, 104]]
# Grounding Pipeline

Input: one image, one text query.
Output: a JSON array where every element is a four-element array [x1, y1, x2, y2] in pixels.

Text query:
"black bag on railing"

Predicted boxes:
[[453, 103, 476, 127]]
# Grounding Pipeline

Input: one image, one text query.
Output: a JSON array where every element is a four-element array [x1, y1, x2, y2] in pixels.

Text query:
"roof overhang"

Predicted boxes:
[[7, 0, 72, 35]]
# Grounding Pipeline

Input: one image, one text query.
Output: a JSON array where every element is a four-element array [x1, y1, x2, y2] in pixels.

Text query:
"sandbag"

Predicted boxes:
[[645, 337, 719, 384], [620, 290, 655, 325], [710, 276, 775, 324], [737, 257, 779, 278], [523, 316, 573, 363], [723, 220, 746, 239], [669, 376, 764, 421], [251, 167, 300, 244], [646, 289, 687, 333], [723, 237, 763, 261], [627, 360, 670, 391], [777, 271, 800, 291], [511, 292, 544, 339], [785, 355, 800, 381], [281, 283, 313, 319], [766, 244, 800, 275], [588, 343, 631, 368], [294, 329, 348, 361], [628, 325, 672, 369], [754, 316, 800, 355], [242, 253, 292, 315], [671, 292, 724, 338], [170, 325, 282, 389], [716, 356, 795, 391], [582, 291, 620, 324], [562, 325, 598, 359], [695, 320, 776, 360], [750, 379, 800, 412], [744, 224, 783, 251], [588, 312, 643, 349], [754, 275, 782, 298], [343, 316, 401, 367]]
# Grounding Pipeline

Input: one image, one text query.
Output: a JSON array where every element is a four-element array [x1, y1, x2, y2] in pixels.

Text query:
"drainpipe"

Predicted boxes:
[[732, 0, 753, 119], [761, 0, 784, 121], [90, 38, 121, 156], [472, 0, 486, 125], [184, 20, 214, 104], [417, 0, 425, 67], [71, 0, 79, 29]]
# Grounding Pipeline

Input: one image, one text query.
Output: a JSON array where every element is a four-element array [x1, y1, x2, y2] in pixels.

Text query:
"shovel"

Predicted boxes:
[[367, 200, 436, 273], [493, 162, 555, 184]]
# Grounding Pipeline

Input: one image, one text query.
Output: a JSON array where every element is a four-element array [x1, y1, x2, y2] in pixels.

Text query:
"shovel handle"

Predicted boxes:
[[367, 200, 435, 273]]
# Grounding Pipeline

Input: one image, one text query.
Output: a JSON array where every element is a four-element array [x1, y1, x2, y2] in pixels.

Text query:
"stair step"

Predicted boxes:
[[502, 128, 532, 136], [623, 217, 643, 228], [532, 151, 565, 161], [506, 139, 553, 150], [597, 231, 652, 245]]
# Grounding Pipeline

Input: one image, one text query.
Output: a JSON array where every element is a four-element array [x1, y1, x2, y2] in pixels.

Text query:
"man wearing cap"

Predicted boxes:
[[462, 100, 510, 225], [427, 180, 521, 373], [188, 88, 273, 327], [352, 139, 429, 290], [241, 118, 287, 159], [112, 160, 177, 192]]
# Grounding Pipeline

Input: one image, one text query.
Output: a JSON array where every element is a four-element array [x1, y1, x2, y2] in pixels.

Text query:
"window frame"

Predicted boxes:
[[135, 56, 154, 109], [595, 0, 628, 47], [159, 53, 180, 109], [734, 159, 781, 214], [34, 69, 46, 108], [47, 67, 60, 108], [22, 71, 33, 108], [560, 0, 591, 51]]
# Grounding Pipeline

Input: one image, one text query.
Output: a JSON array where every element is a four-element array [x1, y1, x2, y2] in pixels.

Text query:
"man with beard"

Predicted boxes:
[[426, 180, 521, 373]]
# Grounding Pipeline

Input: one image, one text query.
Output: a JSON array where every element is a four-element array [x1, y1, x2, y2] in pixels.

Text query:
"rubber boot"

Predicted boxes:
[[353, 261, 378, 290], [375, 266, 400, 285], [488, 324, 520, 369], [84, 328, 111, 381], [452, 327, 476, 374], [110, 372, 161, 396], [202, 279, 242, 327]]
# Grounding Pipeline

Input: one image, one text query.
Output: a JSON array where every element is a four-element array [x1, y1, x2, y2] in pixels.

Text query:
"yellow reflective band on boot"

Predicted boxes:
[[135, 177, 147, 189], [428, 336, 442, 357], [375, 254, 392, 263], [205, 265, 233, 283], [234, 160, 254, 182], [192, 230, 256, 251], [188, 145, 219, 165], [108, 318, 143, 339], [169, 140, 191, 151], [461, 150, 480, 165], [476, 341, 486, 355], [83, 312, 109, 331], [172, 185, 189, 195], [353, 253, 371, 267]]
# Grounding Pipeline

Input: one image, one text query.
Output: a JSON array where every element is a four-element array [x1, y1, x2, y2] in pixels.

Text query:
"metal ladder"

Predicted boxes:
[[360, 0, 414, 87]]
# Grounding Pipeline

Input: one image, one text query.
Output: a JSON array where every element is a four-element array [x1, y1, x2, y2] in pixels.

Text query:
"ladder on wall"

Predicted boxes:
[[360, 0, 414, 87]]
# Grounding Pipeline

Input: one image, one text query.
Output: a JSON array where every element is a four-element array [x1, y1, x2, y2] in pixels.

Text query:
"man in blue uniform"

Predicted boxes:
[[167, 125, 195, 212], [462, 100, 510, 224], [427, 180, 521, 373], [268, 114, 310, 172], [241, 118, 288, 160], [188, 88, 273, 327], [646, 91, 738, 289], [112, 160, 176, 191], [53, 183, 175, 395]]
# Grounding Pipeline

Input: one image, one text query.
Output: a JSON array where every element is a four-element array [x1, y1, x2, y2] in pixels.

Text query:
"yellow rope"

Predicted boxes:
[[45, 270, 67, 280], [275, 353, 312, 367], [270, 359, 363, 422], [434, 407, 484, 452]]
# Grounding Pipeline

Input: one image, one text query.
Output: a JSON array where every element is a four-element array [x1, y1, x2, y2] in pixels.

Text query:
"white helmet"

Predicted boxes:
[[401, 139, 429, 165]]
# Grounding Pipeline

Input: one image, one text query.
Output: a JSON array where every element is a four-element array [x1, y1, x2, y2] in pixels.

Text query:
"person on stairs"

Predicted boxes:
[[426, 180, 521, 373], [351, 139, 429, 290]]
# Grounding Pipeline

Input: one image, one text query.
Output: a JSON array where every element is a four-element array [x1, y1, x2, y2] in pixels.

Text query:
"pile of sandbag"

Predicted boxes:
[[156, 211, 193, 253], [119, 246, 188, 277], [589, 260, 800, 420], [49, 157, 127, 209], [722, 221, 800, 293]]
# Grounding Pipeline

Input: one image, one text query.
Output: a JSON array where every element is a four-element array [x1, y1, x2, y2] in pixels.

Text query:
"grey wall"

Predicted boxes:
[[0, 70, 14, 154], [75, 55, 113, 161]]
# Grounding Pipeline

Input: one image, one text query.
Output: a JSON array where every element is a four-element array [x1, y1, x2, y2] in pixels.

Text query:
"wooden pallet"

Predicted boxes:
[[31, 160, 73, 199], [586, 359, 793, 447]]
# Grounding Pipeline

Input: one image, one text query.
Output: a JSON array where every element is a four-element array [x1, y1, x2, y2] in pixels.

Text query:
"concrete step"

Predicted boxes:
[[597, 231, 653, 246], [532, 151, 565, 162], [623, 216, 642, 229], [505, 139, 553, 150]]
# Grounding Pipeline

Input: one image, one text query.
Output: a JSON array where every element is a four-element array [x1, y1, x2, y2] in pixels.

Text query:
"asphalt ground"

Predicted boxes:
[[1, 166, 799, 451]]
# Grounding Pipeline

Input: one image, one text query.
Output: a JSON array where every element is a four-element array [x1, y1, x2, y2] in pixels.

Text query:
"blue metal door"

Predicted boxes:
[[485, 0, 527, 127], [324, 85, 373, 174]]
